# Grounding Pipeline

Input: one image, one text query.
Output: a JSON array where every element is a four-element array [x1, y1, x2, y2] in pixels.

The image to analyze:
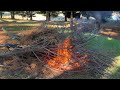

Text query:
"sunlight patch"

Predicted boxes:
[[108, 67, 118, 73], [108, 37, 113, 40], [115, 56, 120, 60], [5, 20, 15, 22]]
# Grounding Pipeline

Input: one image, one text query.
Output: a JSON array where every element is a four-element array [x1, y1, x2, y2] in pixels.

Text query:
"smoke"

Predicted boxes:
[[87, 11, 113, 23]]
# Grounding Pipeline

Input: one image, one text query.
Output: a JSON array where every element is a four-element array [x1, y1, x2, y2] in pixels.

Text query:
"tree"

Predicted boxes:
[[46, 11, 50, 21], [0, 11, 3, 18], [40, 11, 60, 21], [29, 11, 33, 20], [14, 11, 26, 19], [26, 11, 36, 20], [70, 11, 74, 30], [62, 11, 81, 21], [10, 11, 15, 19], [51, 11, 59, 17], [64, 12, 67, 21], [16, 11, 36, 20], [62, 11, 67, 21]]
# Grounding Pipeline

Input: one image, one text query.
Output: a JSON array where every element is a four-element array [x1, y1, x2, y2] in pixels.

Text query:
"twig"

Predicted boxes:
[[0, 65, 11, 68], [32, 51, 44, 63], [43, 47, 66, 58], [31, 50, 65, 72], [79, 48, 114, 66]]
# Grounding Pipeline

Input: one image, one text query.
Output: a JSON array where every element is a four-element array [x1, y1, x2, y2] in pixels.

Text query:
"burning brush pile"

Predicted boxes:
[[0, 24, 102, 79]]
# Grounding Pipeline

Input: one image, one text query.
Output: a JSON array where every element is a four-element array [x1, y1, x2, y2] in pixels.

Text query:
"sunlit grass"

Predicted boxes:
[[86, 35, 120, 55], [3, 26, 38, 31], [13, 24, 40, 26], [0, 19, 42, 31], [83, 34, 120, 79], [107, 37, 113, 40], [0, 18, 39, 24], [102, 56, 120, 79], [4, 20, 15, 22], [115, 56, 120, 60], [46, 24, 70, 28]]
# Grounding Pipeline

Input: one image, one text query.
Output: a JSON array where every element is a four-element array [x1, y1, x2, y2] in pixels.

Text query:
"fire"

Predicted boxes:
[[47, 38, 72, 70], [47, 38, 90, 71]]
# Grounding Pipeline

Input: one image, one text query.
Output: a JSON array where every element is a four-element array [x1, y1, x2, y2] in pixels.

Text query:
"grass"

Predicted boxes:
[[102, 56, 120, 79], [0, 18, 70, 32], [86, 35, 120, 56], [0, 18, 39, 24], [54, 34, 120, 79], [3, 26, 38, 31], [83, 34, 120, 79], [0, 19, 41, 32]]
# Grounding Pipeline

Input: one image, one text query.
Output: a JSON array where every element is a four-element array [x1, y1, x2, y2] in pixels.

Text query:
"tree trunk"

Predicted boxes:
[[11, 11, 15, 19], [22, 11, 25, 19], [26, 11, 29, 20], [0, 11, 2, 18], [29, 11, 32, 20], [65, 12, 67, 21], [46, 11, 50, 21], [70, 11, 74, 30]]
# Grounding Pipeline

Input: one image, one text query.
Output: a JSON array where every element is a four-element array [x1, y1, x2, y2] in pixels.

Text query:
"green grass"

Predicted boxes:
[[82, 34, 120, 79], [3, 26, 37, 31], [0, 18, 39, 24], [86, 35, 120, 56], [0, 18, 40, 31], [102, 55, 120, 79], [60, 33, 120, 79], [55, 34, 120, 79]]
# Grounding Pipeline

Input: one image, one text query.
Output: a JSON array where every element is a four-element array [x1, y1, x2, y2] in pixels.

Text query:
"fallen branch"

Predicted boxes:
[[0, 45, 46, 59]]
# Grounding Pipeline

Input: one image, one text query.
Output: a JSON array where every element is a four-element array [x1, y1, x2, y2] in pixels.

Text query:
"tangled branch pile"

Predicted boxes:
[[0, 25, 66, 78], [0, 21, 114, 79]]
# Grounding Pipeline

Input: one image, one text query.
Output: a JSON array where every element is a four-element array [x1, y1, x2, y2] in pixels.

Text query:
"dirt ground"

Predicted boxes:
[[100, 23, 120, 40], [0, 31, 9, 44]]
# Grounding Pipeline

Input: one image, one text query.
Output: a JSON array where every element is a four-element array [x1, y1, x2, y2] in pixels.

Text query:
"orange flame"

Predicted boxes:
[[47, 38, 72, 70], [47, 38, 90, 71]]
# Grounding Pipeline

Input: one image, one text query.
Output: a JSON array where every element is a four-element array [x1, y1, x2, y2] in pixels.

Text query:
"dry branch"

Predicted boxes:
[[0, 46, 46, 58]]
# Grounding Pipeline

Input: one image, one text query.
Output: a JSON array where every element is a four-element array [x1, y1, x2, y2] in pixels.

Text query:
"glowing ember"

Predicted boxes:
[[47, 38, 90, 71]]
